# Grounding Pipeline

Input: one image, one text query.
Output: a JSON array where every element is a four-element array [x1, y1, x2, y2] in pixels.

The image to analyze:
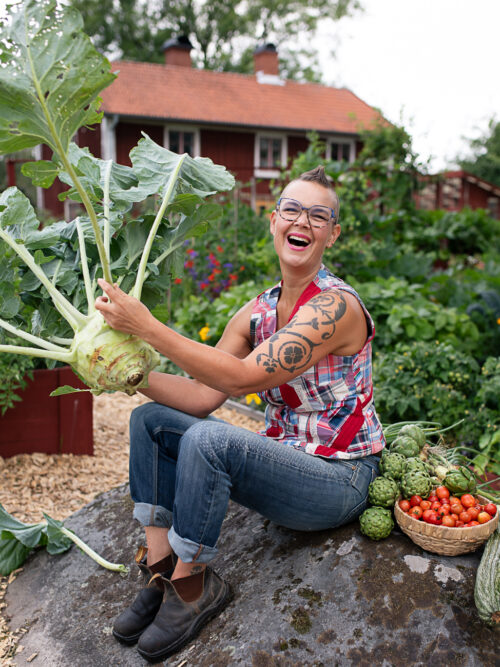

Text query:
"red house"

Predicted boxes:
[[38, 41, 383, 218]]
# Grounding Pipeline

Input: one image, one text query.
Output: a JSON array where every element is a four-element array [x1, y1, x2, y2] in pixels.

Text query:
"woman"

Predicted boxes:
[[95, 165, 385, 663]]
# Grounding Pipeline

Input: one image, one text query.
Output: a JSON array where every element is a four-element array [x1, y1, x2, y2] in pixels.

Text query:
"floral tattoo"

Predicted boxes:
[[256, 291, 346, 374]]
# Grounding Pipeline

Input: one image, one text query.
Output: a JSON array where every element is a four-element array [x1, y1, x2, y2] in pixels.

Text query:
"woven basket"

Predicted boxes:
[[394, 496, 499, 556]]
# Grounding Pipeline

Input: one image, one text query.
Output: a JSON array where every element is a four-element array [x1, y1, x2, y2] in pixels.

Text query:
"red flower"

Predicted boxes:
[[184, 260, 194, 269], [174, 278, 182, 284], [213, 268, 222, 274], [187, 248, 195, 254], [208, 273, 215, 282], [216, 245, 223, 252], [239, 265, 245, 271], [200, 282, 209, 289], [229, 274, 237, 281]]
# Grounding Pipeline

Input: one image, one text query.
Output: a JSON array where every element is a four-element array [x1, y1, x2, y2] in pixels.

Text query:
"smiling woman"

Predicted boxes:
[[93, 165, 385, 663]]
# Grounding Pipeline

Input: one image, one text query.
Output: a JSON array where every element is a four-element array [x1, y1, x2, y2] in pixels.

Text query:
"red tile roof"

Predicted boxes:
[[100, 61, 382, 134]]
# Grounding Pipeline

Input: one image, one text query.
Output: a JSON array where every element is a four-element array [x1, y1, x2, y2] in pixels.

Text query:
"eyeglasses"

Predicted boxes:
[[276, 197, 336, 229]]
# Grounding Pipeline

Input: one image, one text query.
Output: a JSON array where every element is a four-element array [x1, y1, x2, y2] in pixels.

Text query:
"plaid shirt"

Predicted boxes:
[[250, 265, 385, 459]]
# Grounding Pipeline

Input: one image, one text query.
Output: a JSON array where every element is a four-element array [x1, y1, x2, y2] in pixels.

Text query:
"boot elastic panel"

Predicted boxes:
[[171, 570, 205, 603]]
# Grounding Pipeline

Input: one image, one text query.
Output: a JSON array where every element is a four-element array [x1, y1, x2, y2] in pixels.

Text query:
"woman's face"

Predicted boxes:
[[270, 180, 341, 271]]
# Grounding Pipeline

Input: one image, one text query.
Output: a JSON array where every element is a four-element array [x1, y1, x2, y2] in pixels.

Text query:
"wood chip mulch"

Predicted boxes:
[[0, 394, 262, 665]]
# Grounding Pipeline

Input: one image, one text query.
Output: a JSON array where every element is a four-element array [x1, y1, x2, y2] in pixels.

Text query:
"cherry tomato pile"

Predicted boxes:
[[398, 486, 498, 528]]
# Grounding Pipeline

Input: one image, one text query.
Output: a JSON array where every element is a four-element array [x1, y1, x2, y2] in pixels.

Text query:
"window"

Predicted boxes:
[[259, 137, 282, 168], [168, 130, 195, 156], [329, 139, 354, 163]]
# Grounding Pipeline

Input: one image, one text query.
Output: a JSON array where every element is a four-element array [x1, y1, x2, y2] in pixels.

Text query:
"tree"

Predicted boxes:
[[459, 118, 500, 188], [65, 0, 361, 81]]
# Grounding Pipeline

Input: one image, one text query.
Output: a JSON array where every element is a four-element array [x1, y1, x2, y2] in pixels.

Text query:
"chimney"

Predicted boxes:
[[163, 35, 193, 67], [253, 43, 279, 75]]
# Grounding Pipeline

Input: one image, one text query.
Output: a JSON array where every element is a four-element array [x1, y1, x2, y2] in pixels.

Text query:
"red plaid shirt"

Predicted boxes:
[[250, 266, 385, 459]]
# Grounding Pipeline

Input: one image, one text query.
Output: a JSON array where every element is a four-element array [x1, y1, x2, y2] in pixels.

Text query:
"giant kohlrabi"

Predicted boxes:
[[0, 0, 235, 395]]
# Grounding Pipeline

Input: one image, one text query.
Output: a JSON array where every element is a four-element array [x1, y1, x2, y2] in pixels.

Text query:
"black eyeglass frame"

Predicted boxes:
[[276, 197, 336, 228]]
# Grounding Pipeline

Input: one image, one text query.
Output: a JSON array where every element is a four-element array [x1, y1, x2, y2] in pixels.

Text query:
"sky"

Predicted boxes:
[[316, 0, 500, 171]]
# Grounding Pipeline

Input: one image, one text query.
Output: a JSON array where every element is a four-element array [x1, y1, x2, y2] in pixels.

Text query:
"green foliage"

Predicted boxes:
[[68, 0, 360, 80], [0, 352, 36, 415], [459, 117, 500, 188]]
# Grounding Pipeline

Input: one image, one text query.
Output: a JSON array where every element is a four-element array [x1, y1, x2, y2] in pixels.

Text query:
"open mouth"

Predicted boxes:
[[287, 234, 311, 248]]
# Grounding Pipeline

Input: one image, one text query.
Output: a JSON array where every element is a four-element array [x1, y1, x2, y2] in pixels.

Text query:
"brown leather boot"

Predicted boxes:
[[112, 546, 176, 645], [137, 567, 232, 663]]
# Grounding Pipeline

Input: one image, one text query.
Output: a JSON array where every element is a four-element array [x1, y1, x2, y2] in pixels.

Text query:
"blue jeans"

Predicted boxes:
[[129, 403, 379, 564]]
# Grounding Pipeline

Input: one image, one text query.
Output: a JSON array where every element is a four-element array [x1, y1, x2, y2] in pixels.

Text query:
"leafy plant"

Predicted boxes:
[[0, 504, 127, 576], [0, 0, 234, 395], [0, 351, 36, 415]]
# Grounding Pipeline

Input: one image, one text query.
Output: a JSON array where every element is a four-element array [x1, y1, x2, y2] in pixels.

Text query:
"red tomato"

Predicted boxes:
[[461, 494, 475, 508], [420, 500, 431, 511], [450, 502, 464, 515], [399, 499, 411, 512], [459, 510, 471, 523], [440, 503, 451, 512], [455, 520, 465, 527], [441, 515, 456, 527], [436, 486, 450, 500], [449, 496, 461, 505], [438, 506, 450, 517], [468, 521, 480, 526], [410, 495, 423, 507], [422, 509, 435, 522], [426, 512, 442, 525], [410, 506, 423, 519], [428, 495, 438, 503], [484, 503, 498, 517], [478, 512, 491, 524], [467, 507, 480, 521]]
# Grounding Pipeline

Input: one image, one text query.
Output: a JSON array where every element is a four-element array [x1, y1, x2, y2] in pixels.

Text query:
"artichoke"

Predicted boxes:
[[368, 476, 399, 508], [398, 424, 426, 450], [404, 457, 428, 475], [390, 436, 420, 458], [401, 470, 433, 499], [359, 507, 394, 540], [379, 451, 406, 481], [444, 466, 477, 494]]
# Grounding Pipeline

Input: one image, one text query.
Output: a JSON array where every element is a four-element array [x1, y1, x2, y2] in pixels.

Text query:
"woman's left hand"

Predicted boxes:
[[95, 279, 155, 337]]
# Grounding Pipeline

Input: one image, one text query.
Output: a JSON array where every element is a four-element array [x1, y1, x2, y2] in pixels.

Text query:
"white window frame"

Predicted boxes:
[[326, 136, 356, 163], [254, 132, 287, 178], [164, 125, 200, 157]]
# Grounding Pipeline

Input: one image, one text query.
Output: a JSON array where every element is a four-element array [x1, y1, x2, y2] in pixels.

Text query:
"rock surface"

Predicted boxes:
[[5, 484, 498, 666]]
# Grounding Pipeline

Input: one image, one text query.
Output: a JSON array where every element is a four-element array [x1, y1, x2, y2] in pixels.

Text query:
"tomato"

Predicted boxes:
[[420, 500, 431, 511], [431, 501, 442, 511], [440, 503, 451, 512], [455, 520, 465, 527], [460, 494, 476, 508], [441, 515, 456, 527], [426, 512, 442, 525], [459, 510, 472, 523], [437, 505, 450, 517], [409, 506, 423, 519], [422, 509, 435, 522], [466, 507, 479, 520], [449, 496, 461, 505], [399, 499, 411, 512], [410, 495, 423, 507], [428, 495, 438, 503], [484, 503, 498, 517], [436, 486, 450, 500], [450, 502, 464, 515], [478, 512, 491, 524], [468, 521, 480, 526]]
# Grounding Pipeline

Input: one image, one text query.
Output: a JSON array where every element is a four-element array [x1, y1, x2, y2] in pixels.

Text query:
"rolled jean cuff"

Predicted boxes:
[[168, 525, 218, 564], [133, 502, 172, 528]]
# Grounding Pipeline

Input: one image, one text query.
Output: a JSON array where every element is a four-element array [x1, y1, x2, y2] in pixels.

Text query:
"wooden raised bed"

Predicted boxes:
[[0, 366, 93, 457]]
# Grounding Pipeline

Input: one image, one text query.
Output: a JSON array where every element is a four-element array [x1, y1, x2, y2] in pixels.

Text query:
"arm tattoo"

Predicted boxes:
[[256, 291, 346, 374]]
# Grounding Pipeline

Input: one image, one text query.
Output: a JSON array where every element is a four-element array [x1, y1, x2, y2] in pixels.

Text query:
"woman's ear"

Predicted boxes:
[[270, 210, 277, 236], [326, 224, 341, 248]]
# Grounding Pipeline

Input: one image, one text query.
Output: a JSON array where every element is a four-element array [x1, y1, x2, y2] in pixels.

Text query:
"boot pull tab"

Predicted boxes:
[[135, 545, 148, 564], [147, 572, 166, 592]]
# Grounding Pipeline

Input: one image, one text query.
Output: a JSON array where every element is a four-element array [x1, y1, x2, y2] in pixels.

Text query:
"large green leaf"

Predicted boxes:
[[0, 537, 32, 576], [0, 188, 59, 249], [0, 0, 116, 156], [0, 504, 46, 549]]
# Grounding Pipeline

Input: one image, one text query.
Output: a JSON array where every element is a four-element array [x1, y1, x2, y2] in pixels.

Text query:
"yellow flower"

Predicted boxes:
[[198, 325, 210, 342], [497, 317, 500, 325], [245, 393, 262, 406]]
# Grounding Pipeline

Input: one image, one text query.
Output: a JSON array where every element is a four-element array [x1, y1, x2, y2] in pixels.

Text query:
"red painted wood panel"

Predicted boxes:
[[200, 129, 254, 183], [116, 123, 164, 166], [0, 367, 93, 457]]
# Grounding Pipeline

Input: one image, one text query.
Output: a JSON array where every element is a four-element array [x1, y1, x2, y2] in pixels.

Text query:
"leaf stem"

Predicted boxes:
[[131, 153, 187, 300], [0, 344, 73, 362], [103, 159, 112, 263], [76, 219, 95, 315], [0, 317, 68, 352], [0, 228, 86, 331], [58, 526, 128, 573]]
